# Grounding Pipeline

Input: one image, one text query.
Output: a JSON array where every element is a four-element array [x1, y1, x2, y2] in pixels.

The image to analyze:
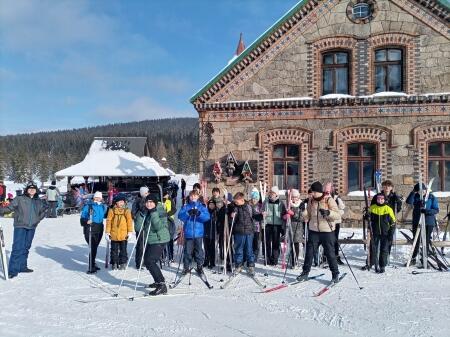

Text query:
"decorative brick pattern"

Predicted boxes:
[[204, 103, 449, 122], [257, 128, 313, 193], [332, 125, 393, 194], [413, 123, 450, 182], [391, 0, 450, 39], [367, 33, 419, 95], [310, 36, 358, 97]]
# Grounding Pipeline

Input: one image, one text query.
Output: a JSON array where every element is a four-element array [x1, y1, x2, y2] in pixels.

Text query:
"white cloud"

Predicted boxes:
[[0, 0, 116, 52], [94, 97, 196, 121]]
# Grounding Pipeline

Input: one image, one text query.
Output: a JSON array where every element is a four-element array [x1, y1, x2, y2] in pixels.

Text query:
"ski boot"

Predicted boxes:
[[119, 264, 126, 270], [148, 283, 168, 296], [234, 264, 243, 275], [336, 256, 344, 265], [196, 265, 204, 275], [146, 282, 158, 289], [21, 267, 34, 273], [181, 268, 190, 276], [379, 267, 385, 274], [296, 271, 309, 282], [111, 264, 118, 270], [248, 266, 255, 277], [331, 273, 340, 284]]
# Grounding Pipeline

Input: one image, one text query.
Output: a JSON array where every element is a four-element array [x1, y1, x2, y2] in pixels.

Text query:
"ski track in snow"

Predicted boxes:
[[1, 216, 450, 337]]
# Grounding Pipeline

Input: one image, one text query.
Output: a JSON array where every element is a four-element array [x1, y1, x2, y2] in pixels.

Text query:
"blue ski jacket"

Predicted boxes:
[[80, 202, 107, 224], [178, 201, 210, 239], [405, 191, 439, 226]]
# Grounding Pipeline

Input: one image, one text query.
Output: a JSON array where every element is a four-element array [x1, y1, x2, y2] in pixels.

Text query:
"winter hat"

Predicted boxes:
[[139, 186, 149, 197], [270, 186, 279, 195], [251, 190, 260, 201], [51, 180, 56, 186], [7, 193, 13, 199], [114, 193, 126, 203], [93, 191, 103, 199], [413, 183, 426, 192], [25, 182, 38, 191], [291, 189, 300, 198], [375, 193, 386, 205], [310, 181, 323, 193], [145, 194, 159, 203]]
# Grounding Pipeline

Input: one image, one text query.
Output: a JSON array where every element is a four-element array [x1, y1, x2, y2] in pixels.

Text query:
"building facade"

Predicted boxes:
[[191, 0, 450, 221]]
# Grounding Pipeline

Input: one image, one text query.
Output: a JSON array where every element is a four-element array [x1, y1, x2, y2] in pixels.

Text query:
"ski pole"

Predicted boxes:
[[171, 237, 185, 285], [325, 218, 363, 290], [226, 214, 236, 274], [132, 218, 153, 298], [115, 215, 146, 296]]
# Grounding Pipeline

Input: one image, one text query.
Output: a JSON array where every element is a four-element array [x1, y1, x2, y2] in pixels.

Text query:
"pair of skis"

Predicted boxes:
[[262, 272, 346, 298], [220, 269, 265, 289], [170, 268, 213, 290], [0, 223, 8, 280]]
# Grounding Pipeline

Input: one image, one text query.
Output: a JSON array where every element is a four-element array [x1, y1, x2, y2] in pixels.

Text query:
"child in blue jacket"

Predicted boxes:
[[178, 190, 210, 274]]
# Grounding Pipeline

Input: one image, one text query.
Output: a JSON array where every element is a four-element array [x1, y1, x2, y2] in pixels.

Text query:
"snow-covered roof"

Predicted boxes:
[[55, 139, 170, 177]]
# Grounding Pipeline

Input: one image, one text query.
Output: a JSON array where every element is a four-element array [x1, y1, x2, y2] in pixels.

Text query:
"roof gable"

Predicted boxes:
[[190, 0, 450, 105]]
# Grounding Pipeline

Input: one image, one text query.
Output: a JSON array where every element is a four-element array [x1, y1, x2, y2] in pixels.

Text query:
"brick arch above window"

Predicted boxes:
[[367, 33, 419, 95], [331, 125, 393, 194], [257, 127, 314, 193], [412, 123, 450, 182], [309, 36, 358, 98]]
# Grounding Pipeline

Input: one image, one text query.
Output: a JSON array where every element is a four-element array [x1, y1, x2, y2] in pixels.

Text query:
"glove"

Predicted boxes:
[[105, 233, 111, 241], [420, 208, 427, 214], [287, 210, 294, 216], [126, 232, 133, 240], [319, 209, 330, 217], [188, 208, 200, 217], [299, 202, 307, 212]]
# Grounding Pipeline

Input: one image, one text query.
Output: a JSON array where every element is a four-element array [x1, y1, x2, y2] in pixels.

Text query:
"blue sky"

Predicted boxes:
[[0, 0, 296, 135]]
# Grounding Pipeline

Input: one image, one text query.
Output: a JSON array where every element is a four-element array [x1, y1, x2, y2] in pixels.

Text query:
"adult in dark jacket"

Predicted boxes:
[[180, 178, 186, 201], [229, 192, 263, 275], [178, 189, 210, 274], [0, 182, 48, 278], [263, 186, 286, 266], [405, 183, 439, 265], [132, 186, 149, 269], [139, 195, 170, 296], [369, 193, 396, 273], [203, 187, 225, 269], [80, 191, 107, 274]]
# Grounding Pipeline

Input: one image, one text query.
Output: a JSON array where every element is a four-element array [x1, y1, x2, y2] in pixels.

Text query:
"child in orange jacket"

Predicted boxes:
[[106, 194, 133, 270]]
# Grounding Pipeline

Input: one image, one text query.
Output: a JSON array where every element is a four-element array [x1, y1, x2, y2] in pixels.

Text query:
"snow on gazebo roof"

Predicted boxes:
[[55, 139, 169, 177]]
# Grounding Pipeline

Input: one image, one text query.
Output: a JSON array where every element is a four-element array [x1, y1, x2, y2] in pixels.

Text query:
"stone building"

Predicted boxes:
[[190, 0, 450, 221]]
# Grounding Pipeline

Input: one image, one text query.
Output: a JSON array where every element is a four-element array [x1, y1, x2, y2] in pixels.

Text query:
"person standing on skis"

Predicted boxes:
[[297, 181, 341, 283], [263, 186, 286, 266], [80, 191, 107, 274], [178, 190, 210, 275], [284, 189, 305, 268]]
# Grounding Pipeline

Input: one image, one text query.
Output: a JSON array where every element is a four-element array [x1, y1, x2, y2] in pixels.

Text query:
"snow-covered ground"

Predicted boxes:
[[1, 214, 449, 337]]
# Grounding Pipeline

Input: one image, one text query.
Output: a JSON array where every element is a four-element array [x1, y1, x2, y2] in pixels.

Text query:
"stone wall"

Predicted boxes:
[[226, 0, 450, 101]]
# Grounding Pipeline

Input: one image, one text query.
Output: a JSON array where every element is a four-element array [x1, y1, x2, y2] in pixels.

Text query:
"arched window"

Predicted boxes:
[[374, 48, 403, 92], [428, 142, 450, 191], [273, 144, 299, 190], [322, 51, 349, 95], [347, 143, 377, 191]]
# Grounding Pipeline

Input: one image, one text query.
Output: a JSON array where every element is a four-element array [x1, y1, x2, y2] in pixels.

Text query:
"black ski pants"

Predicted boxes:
[[83, 223, 103, 270], [265, 224, 282, 265], [372, 234, 390, 268], [183, 238, 204, 270], [334, 223, 341, 256], [302, 231, 339, 277], [135, 230, 144, 268], [110, 240, 128, 265], [144, 243, 165, 283], [252, 231, 260, 261], [203, 237, 216, 267]]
